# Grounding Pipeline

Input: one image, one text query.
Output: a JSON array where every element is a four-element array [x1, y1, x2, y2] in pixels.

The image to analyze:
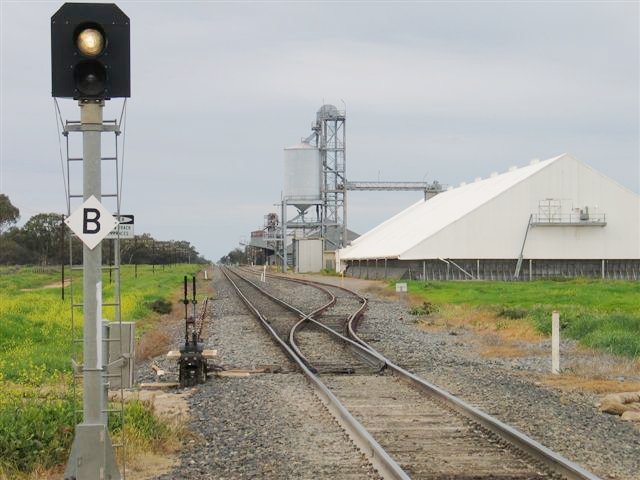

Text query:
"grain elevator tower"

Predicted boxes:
[[313, 104, 347, 249]]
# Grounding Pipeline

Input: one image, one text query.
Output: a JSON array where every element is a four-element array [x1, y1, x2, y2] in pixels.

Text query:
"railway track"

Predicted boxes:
[[222, 266, 600, 480]]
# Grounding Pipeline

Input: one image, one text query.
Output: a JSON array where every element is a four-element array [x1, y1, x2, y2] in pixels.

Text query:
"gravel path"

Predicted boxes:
[[151, 267, 378, 479]]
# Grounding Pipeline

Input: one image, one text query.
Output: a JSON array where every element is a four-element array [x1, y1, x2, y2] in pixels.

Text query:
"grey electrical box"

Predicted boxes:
[[107, 322, 135, 389]]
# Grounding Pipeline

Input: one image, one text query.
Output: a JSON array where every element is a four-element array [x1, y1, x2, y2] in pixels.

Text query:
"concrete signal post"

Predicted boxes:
[[51, 3, 130, 479]]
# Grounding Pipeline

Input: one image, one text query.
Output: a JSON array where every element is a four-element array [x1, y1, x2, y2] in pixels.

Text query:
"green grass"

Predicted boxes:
[[0, 380, 175, 475], [403, 279, 640, 358], [0, 382, 75, 473], [109, 399, 173, 451], [0, 264, 198, 475], [0, 264, 199, 382]]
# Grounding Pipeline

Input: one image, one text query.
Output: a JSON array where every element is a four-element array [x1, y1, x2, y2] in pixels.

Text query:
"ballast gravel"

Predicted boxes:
[[140, 268, 639, 480], [362, 301, 640, 480], [152, 268, 378, 479], [293, 273, 640, 480]]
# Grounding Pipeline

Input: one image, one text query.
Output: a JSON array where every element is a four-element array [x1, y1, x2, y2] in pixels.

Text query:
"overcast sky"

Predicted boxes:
[[1, 1, 638, 261]]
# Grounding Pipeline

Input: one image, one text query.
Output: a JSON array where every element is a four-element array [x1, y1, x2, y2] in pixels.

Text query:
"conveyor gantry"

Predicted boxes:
[[345, 181, 443, 200]]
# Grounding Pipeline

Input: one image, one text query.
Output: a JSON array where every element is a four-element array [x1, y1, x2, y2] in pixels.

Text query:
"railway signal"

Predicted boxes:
[[52, 3, 131, 479], [51, 3, 130, 99]]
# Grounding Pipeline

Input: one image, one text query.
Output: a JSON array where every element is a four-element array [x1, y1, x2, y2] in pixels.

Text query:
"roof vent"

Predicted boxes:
[[530, 158, 540, 165], [474, 177, 482, 182], [459, 181, 467, 187], [508, 166, 517, 172], [447, 186, 454, 191], [490, 172, 498, 178]]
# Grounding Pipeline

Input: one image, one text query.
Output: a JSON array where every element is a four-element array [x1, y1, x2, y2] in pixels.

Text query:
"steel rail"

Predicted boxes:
[[231, 267, 386, 370], [251, 268, 384, 361], [257, 271, 386, 369], [224, 267, 329, 371], [219, 266, 410, 480], [264, 272, 601, 480]]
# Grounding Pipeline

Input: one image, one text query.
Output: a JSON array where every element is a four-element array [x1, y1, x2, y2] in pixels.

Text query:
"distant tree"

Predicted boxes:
[[0, 194, 19, 234], [0, 207, 207, 265], [21, 213, 64, 265], [0, 227, 36, 264], [219, 248, 247, 265], [119, 234, 207, 265]]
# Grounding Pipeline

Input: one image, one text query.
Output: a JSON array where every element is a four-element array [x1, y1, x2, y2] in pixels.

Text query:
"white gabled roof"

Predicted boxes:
[[339, 154, 563, 260]]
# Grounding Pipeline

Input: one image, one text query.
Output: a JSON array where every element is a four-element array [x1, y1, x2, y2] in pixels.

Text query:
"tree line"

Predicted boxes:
[[218, 248, 248, 265], [0, 194, 207, 265]]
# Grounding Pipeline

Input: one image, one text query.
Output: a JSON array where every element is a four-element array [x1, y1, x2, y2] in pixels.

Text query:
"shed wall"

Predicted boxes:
[[344, 258, 640, 281]]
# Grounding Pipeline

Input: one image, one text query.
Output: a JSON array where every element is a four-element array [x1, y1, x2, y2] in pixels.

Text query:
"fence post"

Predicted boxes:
[[552, 311, 560, 374]]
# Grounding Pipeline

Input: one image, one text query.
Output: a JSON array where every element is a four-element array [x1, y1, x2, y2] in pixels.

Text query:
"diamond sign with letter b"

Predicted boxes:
[[65, 196, 118, 250]]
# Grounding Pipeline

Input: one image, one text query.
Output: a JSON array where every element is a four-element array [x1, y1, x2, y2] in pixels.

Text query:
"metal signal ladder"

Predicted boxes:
[[62, 116, 128, 478]]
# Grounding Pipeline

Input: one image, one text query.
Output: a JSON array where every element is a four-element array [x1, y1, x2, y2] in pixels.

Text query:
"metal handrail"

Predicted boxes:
[[531, 213, 606, 224]]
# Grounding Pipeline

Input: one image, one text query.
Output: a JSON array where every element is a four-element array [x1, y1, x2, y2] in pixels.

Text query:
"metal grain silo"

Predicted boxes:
[[283, 142, 322, 212]]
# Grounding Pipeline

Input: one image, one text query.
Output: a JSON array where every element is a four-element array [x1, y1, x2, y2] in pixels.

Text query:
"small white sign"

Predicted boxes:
[[396, 282, 408, 293], [65, 196, 118, 250], [106, 214, 134, 239]]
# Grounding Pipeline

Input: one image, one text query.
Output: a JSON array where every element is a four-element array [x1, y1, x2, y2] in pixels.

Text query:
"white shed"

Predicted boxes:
[[338, 154, 640, 280]]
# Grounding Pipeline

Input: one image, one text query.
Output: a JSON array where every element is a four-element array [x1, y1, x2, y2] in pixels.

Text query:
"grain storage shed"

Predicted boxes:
[[337, 154, 640, 280]]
